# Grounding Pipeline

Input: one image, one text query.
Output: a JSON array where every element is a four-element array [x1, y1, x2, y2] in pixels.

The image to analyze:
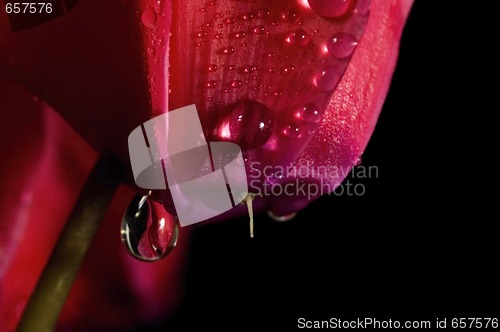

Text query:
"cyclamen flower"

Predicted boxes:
[[0, 0, 413, 330]]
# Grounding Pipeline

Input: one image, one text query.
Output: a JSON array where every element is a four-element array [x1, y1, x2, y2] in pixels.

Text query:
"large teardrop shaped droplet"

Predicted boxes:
[[121, 194, 179, 262], [214, 100, 275, 150]]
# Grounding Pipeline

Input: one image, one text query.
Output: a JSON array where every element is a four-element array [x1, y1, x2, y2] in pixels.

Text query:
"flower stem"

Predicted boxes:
[[17, 155, 123, 332]]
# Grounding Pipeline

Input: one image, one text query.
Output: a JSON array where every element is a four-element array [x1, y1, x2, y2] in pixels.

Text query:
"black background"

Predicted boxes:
[[152, 2, 498, 330]]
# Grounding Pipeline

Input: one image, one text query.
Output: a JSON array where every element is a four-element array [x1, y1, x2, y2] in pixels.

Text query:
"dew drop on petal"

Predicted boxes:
[[141, 9, 157, 28], [225, 17, 235, 24], [252, 25, 265, 34], [314, 65, 343, 91], [239, 12, 254, 21], [121, 195, 178, 262], [327, 32, 358, 59], [206, 80, 217, 88], [283, 123, 301, 138], [307, 0, 353, 18], [230, 80, 243, 88], [286, 29, 310, 47], [256, 8, 270, 19], [281, 7, 299, 23], [232, 31, 247, 39], [196, 31, 208, 38], [354, 0, 370, 16], [297, 103, 322, 123], [221, 46, 235, 54], [214, 100, 275, 150]]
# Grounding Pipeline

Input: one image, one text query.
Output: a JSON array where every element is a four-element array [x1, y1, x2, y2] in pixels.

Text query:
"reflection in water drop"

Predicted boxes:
[[121, 194, 179, 262]]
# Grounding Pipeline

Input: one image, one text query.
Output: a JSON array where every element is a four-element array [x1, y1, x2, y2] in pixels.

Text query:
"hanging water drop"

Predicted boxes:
[[121, 194, 179, 262]]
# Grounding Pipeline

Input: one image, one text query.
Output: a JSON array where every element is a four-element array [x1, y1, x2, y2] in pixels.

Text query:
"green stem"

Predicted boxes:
[[17, 155, 123, 332]]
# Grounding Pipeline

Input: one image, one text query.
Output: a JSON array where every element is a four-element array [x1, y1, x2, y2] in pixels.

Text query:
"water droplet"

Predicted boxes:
[[241, 66, 256, 74], [230, 80, 243, 88], [281, 66, 295, 74], [354, 0, 370, 16], [283, 123, 301, 138], [239, 12, 254, 21], [307, 0, 353, 18], [214, 33, 224, 39], [141, 9, 157, 28], [208, 64, 218, 72], [121, 195, 178, 262], [232, 31, 247, 39], [328, 32, 358, 59], [314, 65, 343, 91], [206, 80, 218, 88], [221, 46, 235, 54], [297, 103, 322, 123], [252, 25, 265, 34], [209, 0, 218, 5], [354, 156, 363, 166], [196, 42, 207, 47], [196, 31, 208, 38], [225, 17, 235, 24], [214, 100, 275, 150], [214, 12, 224, 18], [286, 29, 310, 47], [227, 64, 237, 70], [256, 8, 270, 19], [281, 8, 299, 23], [200, 7, 207, 12]]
